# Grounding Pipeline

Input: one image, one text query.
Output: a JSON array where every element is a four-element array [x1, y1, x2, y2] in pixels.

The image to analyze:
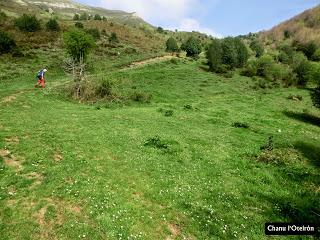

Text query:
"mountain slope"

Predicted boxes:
[[260, 5, 320, 45], [1, 0, 151, 28]]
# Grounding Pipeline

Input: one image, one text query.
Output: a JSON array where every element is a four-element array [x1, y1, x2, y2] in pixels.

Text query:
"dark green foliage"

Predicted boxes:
[[250, 39, 264, 57], [278, 44, 295, 64], [220, 37, 238, 68], [233, 37, 249, 67], [73, 14, 80, 21], [157, 27, 164, 33], [109, 32, 119, 43], [94, 14, 102, 20], [181, 37, 202, 57], [63, 28, 95, 62], [0, 31, 16, 54], [46, 19, 60, 32], [232, 122, 249, 129], [292, 53, 312, 87], [86, 28, 100, 40], [294, 41, 317, 60], [75, 22, 84, 29], [255, 55, 275, 78], [0, 11, 7, 24], [80, 12, 89, 21], [101, 29, 107, 36], [144, 136, 168, 149], [14, 14, 41, 32], [284, 30, 292, 39], [166, 37, 179, 52], [164, 110, 174, 117], [206, 39, 222, 72], [311, 86, 320, 108], [312, 49, 320, 61], [130, 91, 152, 103]]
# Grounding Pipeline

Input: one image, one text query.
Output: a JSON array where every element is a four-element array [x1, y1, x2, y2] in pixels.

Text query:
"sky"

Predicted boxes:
[[75, 0, 319, 37]]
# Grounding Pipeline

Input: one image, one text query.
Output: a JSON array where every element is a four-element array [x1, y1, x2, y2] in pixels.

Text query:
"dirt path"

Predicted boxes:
[[123, 55, 177, 70]]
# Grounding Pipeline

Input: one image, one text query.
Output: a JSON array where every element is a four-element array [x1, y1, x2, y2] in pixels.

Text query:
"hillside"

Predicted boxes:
[[260, 5, 320, 46]]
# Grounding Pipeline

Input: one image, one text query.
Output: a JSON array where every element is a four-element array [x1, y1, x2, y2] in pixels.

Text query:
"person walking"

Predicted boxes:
[[36, 68, 47, 88]]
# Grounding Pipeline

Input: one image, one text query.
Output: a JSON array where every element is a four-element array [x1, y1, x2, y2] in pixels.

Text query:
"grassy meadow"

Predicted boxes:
[[0, 51, 319, 239]]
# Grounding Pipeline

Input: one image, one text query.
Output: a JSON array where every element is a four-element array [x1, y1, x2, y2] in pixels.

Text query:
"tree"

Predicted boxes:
[[15, 14, 41, 32], [292, 53, 312, 87], [46, 19, 60, 32], [220, 37, 238, 68], [63, 28, 95, 62], [250, 39, 264, 57], [80, 12, 88, 21], [166, 37, 179, 53], [157, 27, 164, 33], [234, 38, 249, 67], [206, 39, 222, 72], [181, 37, 202, 57], [294, 41, 317, 60], [0, 30, 16, 54], [109, 32, 119, 43], [94, 14, 102, 20]]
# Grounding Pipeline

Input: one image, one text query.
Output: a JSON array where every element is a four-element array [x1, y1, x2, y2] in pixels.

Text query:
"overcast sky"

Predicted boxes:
[[76, 0, 319, 37]]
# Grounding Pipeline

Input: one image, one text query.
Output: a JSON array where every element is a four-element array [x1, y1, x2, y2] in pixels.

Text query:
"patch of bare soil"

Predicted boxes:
[[5, 136, 20, 145], [54, 151, 63, 162], [24, 172, 44, 188], [0, 149, 23, 171], [124, 55, 176, 70], [165, 223, 181, 240]]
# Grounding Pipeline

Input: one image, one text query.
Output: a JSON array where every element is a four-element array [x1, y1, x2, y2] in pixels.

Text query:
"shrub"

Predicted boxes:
[[109, 32, 119, 43], [130, 91, 152, 103], [206, 39, 222, 72], [73, 14, 80, 21], [221, 37, 238, 68], [277, 44, 295, 64], [144, 136, 168, 149], [94, 14, 102, 20], [311, 86, 320, 108], [75, 22, 84, 29], [80, 12, 89, 20], [284, 30, 292, 39], [86, 28, 100, 40], [15, 14, 41, 32], [241, 59, 257, 77], [255, 55, 275, 79], [294, 41, 317, 60], [0, 11, 7, 24], [0, 31, 16, 54], [292, 53, 312, 87], [232, 122, 249, 129], [96, 79, 113, 97], [312, 49, 320, 61], [250, 39, 264, 57], [166, 37, 179, 53], [233, 37, 249, 67], [63, 28, 95, 62], [260, 136, 274, 151], [181, 37, 202, 57], [46, 19, 60, 32], [164, 110, 174, 117], [157, 27, 164, 33]]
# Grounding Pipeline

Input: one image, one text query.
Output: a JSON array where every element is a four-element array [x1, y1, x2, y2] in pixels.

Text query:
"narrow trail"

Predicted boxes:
[[122, 55, 177, 70]]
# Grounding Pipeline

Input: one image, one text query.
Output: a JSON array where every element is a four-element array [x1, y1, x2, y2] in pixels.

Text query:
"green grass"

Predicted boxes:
[[0, 56, 319, 239]]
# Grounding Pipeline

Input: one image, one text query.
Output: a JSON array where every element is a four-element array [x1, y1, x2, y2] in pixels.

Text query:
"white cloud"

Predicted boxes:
[[95, 0, 222, 37]]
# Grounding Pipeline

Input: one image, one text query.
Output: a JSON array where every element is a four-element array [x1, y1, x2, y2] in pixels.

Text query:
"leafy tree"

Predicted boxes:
[[94, 14, 102, 20], [206, 39, 222, 72], [63, 28, 95, 62], [250, 39, 264, 57], [181, 37, 202, 57], [80, 12, 88, 21], [166, 37, 179, 52], [234, 38, 249, 67], [294, 41, 317, 60], [284, 30, 291, 39], [73, 14, 80, 21], [15, 14, 41, 32], [86, 28, 100, 40], [75, 22, 84, 29], [0, 30, 16, 54], [312, 49, 320, 61], [46, 19, 60, 32], [157, 27, 164, 33], [109, 32, 119, 43], [220, 37, 238, 68], [292, 53, 312, 87]]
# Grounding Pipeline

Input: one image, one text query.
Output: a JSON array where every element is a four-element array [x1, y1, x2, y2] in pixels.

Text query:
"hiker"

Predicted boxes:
[[36, 68, 47, 88]]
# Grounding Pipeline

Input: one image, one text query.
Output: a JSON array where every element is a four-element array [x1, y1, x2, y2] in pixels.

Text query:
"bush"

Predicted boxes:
[[73, 14, 80, 21], [166, 37, 179, 53], [250, 39, 264, 57], [63, 28, 95, 62], [94, 14, 102, 20], [233, 38, 249, 67], [0, 11, 7, 24], [294, 41, 317, 60], [15, 14, 41, 32], [96, 79, 113, 97], [312, 49, 320, 61], [206, 39, 222, 72], [157, 27, 164, 33], [46, 19, 60, 32], [181, 37, 202, 57], [75, 22, 84, 29], [144, 136, 168, 149], [0, 31, 16, 54], [86, 28, 100, 40], [220, 37, 238, 68], [80, 12, 89, 21], [232, 122, 249, 129], [292, 53, 312, 87], [109, 32, 119, 43], [255, 55, 275, 79], [130, 91, 152, 103], [311, 86, 320, 108]]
